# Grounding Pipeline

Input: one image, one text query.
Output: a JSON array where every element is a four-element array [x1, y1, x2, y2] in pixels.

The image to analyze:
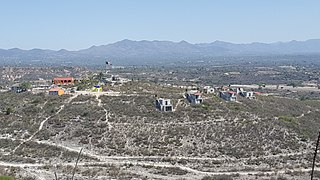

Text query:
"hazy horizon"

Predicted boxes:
[[1, 0, 320, 50], [1, 38, 320, 51]]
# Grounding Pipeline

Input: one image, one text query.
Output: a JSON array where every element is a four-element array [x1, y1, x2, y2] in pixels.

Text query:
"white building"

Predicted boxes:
[[155, 98, 173, 112], [186, 90, 203, 104], [203, 86, 215, 94], [241, 91, 256, 99]]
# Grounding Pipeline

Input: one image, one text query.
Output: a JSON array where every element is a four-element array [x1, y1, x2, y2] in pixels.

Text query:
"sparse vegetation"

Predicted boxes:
[[1, 64, 320, 179]]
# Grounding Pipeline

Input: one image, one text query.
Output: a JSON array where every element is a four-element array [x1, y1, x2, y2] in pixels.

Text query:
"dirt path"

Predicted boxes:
[[109, 117, 227, 126], [0, 159, 317, 178], [11, 94, 78, 154], [3, 135, 312, 166], [96, 95, 112, 130], [173, 98, 183, 112]]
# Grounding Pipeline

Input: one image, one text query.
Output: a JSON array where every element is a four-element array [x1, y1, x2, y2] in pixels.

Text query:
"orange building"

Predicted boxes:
[[49, 88, 65, 96], [53, 77, 74, 85]]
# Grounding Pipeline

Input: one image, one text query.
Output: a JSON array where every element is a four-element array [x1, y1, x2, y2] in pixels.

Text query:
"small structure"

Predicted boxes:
[[220, 91, 237, 102], [203, 86, 215, 94], [186, 90, 203, 104], [112, 75, 120, 81], [155, 98, 173, 112], [11, 83, 26, 93], [52, 77, 74, 85], [235, 87, 256, 99], [240, 91, 256, 99], [49, 88, 65, 96], [92, 85, 102, 92], [236, 88, 244, 94]]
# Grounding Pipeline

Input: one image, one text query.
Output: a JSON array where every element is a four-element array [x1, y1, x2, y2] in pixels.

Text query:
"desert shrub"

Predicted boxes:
[[278, 116, 298, 126], [0, 176, 14, 180]]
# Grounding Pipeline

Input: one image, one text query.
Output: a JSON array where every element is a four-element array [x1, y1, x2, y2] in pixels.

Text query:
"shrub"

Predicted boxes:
[[0, 176, 14, 180]]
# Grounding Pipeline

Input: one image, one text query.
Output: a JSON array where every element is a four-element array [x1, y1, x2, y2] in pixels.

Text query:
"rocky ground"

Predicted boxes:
[[1, 81, 320, 179]]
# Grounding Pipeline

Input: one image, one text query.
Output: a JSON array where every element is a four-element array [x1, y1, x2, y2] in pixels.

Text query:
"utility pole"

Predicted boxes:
[[311, 131, 320, 180]]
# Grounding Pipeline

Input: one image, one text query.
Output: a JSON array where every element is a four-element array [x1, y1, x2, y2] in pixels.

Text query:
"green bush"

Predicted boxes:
[[0, 176, 14, 180], [278, 116, 298, 125]]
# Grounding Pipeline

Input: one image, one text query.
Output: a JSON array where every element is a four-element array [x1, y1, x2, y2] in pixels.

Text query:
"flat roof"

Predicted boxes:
[[53, 77, 74, 81], [49, 88, 62, 92]]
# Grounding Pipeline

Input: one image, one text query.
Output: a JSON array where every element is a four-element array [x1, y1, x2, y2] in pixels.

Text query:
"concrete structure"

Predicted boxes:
[[11, 83, 26, 93], [53, 77, 74, 85], [155, 98, 173, 112], [220, 91, 237, 101], [49, 88, 65, 96], [241, 91, 256, 99], [112, 75, 120, 81], [203, 86, 215, 94], [186, 90, 203, 104], [236, 87, 244, 94], [235, 87, 256, 99]]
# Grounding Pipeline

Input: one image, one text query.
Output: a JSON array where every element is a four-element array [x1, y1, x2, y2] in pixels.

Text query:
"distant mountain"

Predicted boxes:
[[1, 39, 320, 66]]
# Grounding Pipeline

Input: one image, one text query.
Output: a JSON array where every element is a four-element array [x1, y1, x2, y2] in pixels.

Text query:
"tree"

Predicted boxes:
[[20, 82, 31, 90]]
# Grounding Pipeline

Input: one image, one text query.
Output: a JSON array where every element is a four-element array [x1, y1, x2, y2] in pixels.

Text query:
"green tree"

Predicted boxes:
[[20, 82, 31, 90]]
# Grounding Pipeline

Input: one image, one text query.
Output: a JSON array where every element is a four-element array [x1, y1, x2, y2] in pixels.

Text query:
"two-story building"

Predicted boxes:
[[219, 91, 237, 101], [240, 91, 256, 99], [235, 87, 256, 99], [186, 90, 203, 104], [155, 98, 173, 112]]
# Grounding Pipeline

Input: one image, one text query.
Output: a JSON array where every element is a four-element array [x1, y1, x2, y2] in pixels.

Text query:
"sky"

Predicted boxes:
[[0, 0, 320, 50]]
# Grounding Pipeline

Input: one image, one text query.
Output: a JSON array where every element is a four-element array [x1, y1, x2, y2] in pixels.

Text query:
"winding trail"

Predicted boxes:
[[11, 94, 78, 154], [0, 159, 317, 177], [3, 136, 312, 167], [96, 94, 112, 130]]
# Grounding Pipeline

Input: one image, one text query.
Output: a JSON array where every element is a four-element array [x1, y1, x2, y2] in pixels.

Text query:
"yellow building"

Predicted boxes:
[[49, 88, 65, 96]]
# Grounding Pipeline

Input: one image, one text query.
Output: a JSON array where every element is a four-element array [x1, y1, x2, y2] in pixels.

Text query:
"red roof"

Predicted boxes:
[[49, 88, 61, 92], [228, 91, 236, 94], [53, 77, 74, 81], [254, 92, 263, 95]]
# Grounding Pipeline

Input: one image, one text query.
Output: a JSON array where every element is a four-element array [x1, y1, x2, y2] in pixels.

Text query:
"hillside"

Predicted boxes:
[[1, 81, 320, 179]]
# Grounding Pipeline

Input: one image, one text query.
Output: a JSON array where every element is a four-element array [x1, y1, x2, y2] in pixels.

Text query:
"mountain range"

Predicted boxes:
[[1, 39, 320, 66]]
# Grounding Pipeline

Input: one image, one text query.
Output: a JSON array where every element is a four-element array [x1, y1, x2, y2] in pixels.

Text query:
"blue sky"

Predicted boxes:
[[0, 0, 319, 50]]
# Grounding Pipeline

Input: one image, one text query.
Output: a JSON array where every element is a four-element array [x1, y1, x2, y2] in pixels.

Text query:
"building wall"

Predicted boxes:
[[220, 92, 237, 101], [187, 94, 202, 104], [49, 91, 58, 96], [156, 99, 173, 112], [53, 79, 74, 85], [58, 89, 65, 95], [49, 89, 65, 96]]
